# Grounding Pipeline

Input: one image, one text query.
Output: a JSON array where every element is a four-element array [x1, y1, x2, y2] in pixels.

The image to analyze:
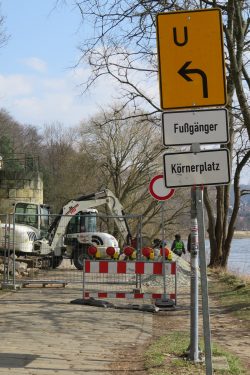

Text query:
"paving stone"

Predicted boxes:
[[0, 284, 152, 374]]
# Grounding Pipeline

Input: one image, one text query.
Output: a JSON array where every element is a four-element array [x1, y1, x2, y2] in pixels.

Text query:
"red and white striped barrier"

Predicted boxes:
[[84, 292, 176, 300], [83, 260, 177, 304], [84, 260, 176, 275]]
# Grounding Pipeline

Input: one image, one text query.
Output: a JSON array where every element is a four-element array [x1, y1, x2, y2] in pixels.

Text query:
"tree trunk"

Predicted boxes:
[[204, 188, 221, 266]]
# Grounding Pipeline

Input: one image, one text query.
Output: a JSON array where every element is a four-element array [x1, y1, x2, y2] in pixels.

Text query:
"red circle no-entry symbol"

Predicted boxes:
[[149, 174, 175, 201]]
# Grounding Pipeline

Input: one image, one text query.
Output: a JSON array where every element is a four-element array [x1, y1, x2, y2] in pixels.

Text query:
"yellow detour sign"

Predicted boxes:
[[156, 9, 226, 110]]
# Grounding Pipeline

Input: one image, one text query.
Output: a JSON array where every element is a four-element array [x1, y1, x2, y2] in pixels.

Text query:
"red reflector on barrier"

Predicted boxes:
[[142, 247, 151, 258], [123, 246, 134, 256], [88, 245, 97, 256], [106, 246, 115, 257]]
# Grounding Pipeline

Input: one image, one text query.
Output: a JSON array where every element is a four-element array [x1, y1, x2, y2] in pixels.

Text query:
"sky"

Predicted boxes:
[[0, 0, 116, 129]]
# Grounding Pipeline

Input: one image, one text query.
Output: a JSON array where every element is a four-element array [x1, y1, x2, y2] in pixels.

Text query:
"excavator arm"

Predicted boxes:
[[48, 189, 131, 251], [93, 190, 132, 243]]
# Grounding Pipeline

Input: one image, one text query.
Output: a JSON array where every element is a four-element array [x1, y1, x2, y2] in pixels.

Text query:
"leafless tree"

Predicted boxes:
[[0, 109, 42, 159], [0, 4, 9, 48], [59, 0, 250, 267], [203, 0, 250, 267], [79, 108, 189, 238], [40, 123, 98, 211]]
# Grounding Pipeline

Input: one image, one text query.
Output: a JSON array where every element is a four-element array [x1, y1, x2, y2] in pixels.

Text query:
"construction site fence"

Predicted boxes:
[[0, 212, 178, 305], [82, 259, 177, 305], [0, 212, 146, 287]]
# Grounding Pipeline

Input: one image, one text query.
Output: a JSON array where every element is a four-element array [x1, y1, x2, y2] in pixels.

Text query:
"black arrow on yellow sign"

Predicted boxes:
[[178, 61, 208, 98]]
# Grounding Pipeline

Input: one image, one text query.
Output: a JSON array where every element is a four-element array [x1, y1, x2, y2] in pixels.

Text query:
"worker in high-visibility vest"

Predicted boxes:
[[171, 234, 186, 257]]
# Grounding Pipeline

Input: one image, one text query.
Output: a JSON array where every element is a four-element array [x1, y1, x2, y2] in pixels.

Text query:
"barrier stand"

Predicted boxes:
[[156, 247, 175, 308], [140, 246, 175, 308], [71, 258, 177, 312], [123, 246, 141, 293]]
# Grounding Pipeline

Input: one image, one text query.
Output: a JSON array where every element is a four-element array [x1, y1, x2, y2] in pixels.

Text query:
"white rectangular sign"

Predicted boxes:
[[162, 108, 228, 146], [163, 149, 231, 187]]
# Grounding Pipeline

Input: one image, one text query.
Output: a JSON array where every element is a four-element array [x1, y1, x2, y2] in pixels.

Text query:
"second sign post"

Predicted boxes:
[[156, 8, 231, 375]]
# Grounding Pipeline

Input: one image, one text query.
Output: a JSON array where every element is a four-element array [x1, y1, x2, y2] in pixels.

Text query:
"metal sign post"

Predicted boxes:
[[187, 186, 213, 375], [196, 187, 213, 375], [187, 187, 200, 362], [161, 201, 167, 301], [156, 8, 227, 371]]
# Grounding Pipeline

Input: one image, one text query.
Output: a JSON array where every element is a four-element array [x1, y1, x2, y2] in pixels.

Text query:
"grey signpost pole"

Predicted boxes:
[[196, 187, 213, 375], [161, 201, 167, 301], [187, 187, 200, 362]]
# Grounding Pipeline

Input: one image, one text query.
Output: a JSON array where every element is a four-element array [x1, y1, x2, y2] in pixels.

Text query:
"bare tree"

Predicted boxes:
[[64, 0, 250, 131], [61, 0, 250, 267], [0, 109, 42, 163], [0, 4, 9, 49], [79, 108, 189, 238], [203, 0, 250, 267], [40, 123, 98, 211]]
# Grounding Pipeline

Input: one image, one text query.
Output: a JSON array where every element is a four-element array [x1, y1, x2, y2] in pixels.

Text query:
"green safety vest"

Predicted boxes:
[[174, 240, 183, 255]]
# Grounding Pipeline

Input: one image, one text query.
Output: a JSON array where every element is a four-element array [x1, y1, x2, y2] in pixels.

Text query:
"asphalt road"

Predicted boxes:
[[0, 285, 152, 374]]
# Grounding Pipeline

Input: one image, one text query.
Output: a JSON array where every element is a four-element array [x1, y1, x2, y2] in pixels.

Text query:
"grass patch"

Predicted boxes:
[[144, 331, 246, 374], [208, 269, 250, 323], [144, 332, 190, 369]]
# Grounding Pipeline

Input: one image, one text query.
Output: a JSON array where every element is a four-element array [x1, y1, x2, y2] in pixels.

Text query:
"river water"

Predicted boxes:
[[204, 238, 250, 276]]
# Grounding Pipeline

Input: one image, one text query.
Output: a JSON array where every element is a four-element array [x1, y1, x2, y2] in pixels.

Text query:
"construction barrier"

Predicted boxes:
[[82, 259, 177, 305], [0, 210, 178, 308]]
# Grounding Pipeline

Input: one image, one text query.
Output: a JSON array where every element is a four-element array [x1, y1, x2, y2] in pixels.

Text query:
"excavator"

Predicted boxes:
[[34, 189, 132, 269], [0, 190, 132, 270]]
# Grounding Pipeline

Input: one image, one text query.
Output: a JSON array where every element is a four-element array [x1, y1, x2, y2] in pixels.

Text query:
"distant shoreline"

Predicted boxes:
[[183, 231, 250, 241], [233, 231, 250, 239]]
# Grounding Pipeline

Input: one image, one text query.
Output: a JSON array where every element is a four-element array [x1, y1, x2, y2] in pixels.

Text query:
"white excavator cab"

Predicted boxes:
[[63, 208, 120, 269], [14, 202, 50, 238], [66, 209, 98, 234]]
